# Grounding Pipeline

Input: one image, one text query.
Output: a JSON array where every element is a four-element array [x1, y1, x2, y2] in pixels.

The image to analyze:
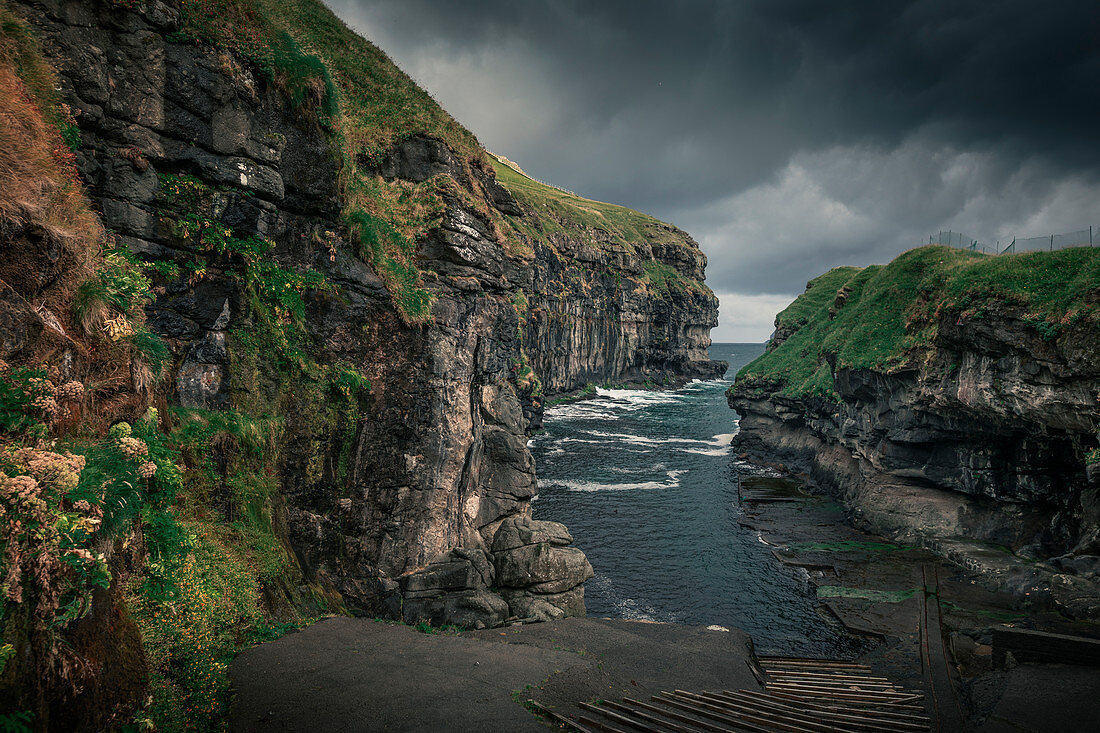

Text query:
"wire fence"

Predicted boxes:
[[929, 227, 1096, 255]]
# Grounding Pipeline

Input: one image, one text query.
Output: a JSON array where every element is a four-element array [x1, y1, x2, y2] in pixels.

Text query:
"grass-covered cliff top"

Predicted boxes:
[[493, 158, 673, 248], [174, 0, 709, 315], [178, 0, 483, 165], [491, 159, 711, 296], [737, 245, 1100, 397]]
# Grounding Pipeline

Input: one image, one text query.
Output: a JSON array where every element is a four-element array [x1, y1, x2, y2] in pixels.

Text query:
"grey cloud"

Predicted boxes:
[[325, 0, 1100, 334]]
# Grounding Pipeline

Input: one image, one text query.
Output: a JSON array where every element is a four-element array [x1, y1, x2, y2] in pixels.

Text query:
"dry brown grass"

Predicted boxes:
[[0, 5, 154, 427], [0, 6, 100, 315]]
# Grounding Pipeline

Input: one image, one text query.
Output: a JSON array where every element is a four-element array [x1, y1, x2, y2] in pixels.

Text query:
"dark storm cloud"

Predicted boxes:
[[326, 0, 1100, 339]]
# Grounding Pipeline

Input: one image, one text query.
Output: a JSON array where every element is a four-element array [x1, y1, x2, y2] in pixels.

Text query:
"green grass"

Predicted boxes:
[[492, 159, 709, 297], [736, 246, 1100, 398], [172, 0, 716, 319], [816, 586, 919, 604], [492, 158, 678, 252]]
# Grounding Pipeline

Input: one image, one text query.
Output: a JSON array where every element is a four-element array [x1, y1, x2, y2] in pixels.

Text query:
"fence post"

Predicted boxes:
[[1050, 234, 1054, 251], [1091, 225, 1093, 245]]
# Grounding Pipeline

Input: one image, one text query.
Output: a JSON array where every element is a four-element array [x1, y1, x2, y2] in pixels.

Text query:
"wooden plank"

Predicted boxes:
[[704, 691, 918, 733], [746, 659, 766, 687], [580, 702, 672, 733], [689, 691, 867, 733], [766, 679, 916, 695], [603, 700, 712, 733], [575, 713, 641, 733], [662, 691, 820, 733], [526, 701, 601, 733], [770, 695, 924, 708], [991, 625, 1100, 667], [714, 691, 927, 733], [652, 694, 778, 733], [767, 677, 903, 691], [758, 657, 871, 669], [728, 690, 931, 725], [761, 660, 871, 669], [766, 682, 917, 701], [767, 670, 894, 683], [623, 698, 746, 733]]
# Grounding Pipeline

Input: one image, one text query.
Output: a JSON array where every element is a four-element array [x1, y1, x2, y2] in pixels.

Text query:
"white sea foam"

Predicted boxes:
[[681, 447, 729, 457], [588, 576, 674, 623], [609, 465, 666, 475], [543, 469, 685, 492], [545, 403, 621, 421]]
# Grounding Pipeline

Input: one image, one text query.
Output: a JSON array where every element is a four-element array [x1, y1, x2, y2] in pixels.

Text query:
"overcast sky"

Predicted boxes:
[[326, 0, 1100, 341]]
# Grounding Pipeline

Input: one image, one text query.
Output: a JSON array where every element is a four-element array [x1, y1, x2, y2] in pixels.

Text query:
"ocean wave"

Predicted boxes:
[[681, 447, 729, 457], [587, 576, 677, 623], [544, 403, 622, 421], [542, 469, 685, 492], [580, 430, 736, 449], [609, 464, 667, 475]]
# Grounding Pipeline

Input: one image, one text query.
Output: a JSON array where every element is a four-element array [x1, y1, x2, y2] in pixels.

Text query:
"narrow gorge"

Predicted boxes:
[[0, 0, 722, 725]]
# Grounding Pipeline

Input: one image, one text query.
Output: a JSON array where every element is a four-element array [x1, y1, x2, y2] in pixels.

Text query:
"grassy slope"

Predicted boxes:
[[491, 159, 709, 294], [738, 246, 1100, 398], [179, 0, 708, 302]]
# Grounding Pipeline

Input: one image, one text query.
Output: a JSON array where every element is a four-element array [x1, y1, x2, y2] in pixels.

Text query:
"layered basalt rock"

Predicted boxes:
[[18, 0, 721, 628], [521, 228, 725, 396], [729, 292, 1100, 616]]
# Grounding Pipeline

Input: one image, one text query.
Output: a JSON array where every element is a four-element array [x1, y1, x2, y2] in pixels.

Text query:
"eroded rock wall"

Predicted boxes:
[[521, 230, 724, 396], [20, 0, 719, 628], [729, 298, 1100, 612]]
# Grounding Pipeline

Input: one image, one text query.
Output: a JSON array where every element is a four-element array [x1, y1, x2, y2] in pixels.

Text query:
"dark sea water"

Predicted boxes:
[[530, 343, 858, 656]]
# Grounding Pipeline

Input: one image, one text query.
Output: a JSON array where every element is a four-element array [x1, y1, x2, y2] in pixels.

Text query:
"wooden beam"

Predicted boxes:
[[579, 702, 673, 733], [991, 626, 1100, 667], [652, 693, 778, 733], [603, 700, 710, 733], [662, 691, 820, 733], [623, 698, 745, 733], [715, 691, 928, 732]]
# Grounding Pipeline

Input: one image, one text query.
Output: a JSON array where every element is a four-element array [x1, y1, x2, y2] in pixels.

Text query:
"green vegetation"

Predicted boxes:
[[816, 586, 919, 604], [166, 1, 715, 319], [1087, 448, 1100, 465], [640, 260, 706, 296], [785, 540, 908, 553], [492, 158, 666, 247], [491, 158, 709, 297], [167, 0, 484, 322], [736, 246, 1100, 398]]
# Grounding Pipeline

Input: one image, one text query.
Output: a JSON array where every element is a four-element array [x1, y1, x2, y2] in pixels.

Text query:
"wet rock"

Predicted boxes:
[[730, 289, 1100, 613], [176, 331, 228, 409], [401, 590, 510, 630], [400, 549, 495, 599], [374, 135, 465, 183], [499, 586, 586, 622], [493, 542, 594, 594]]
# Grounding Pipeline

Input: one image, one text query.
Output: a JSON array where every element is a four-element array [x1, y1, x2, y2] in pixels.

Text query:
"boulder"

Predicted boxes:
[[500, 586, 586, 622], [491, 515, 573, 553]]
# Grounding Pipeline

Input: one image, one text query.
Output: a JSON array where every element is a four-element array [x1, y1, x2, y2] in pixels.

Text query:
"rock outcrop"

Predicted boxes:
[[16, 0, 721, 629], [729, 254, 1100, 617]]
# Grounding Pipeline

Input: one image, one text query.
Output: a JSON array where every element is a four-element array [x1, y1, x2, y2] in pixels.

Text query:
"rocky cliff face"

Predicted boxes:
[[17, 0, 719, 629], [729, 259, 1100, 616], [519, 227, 723, 397]]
